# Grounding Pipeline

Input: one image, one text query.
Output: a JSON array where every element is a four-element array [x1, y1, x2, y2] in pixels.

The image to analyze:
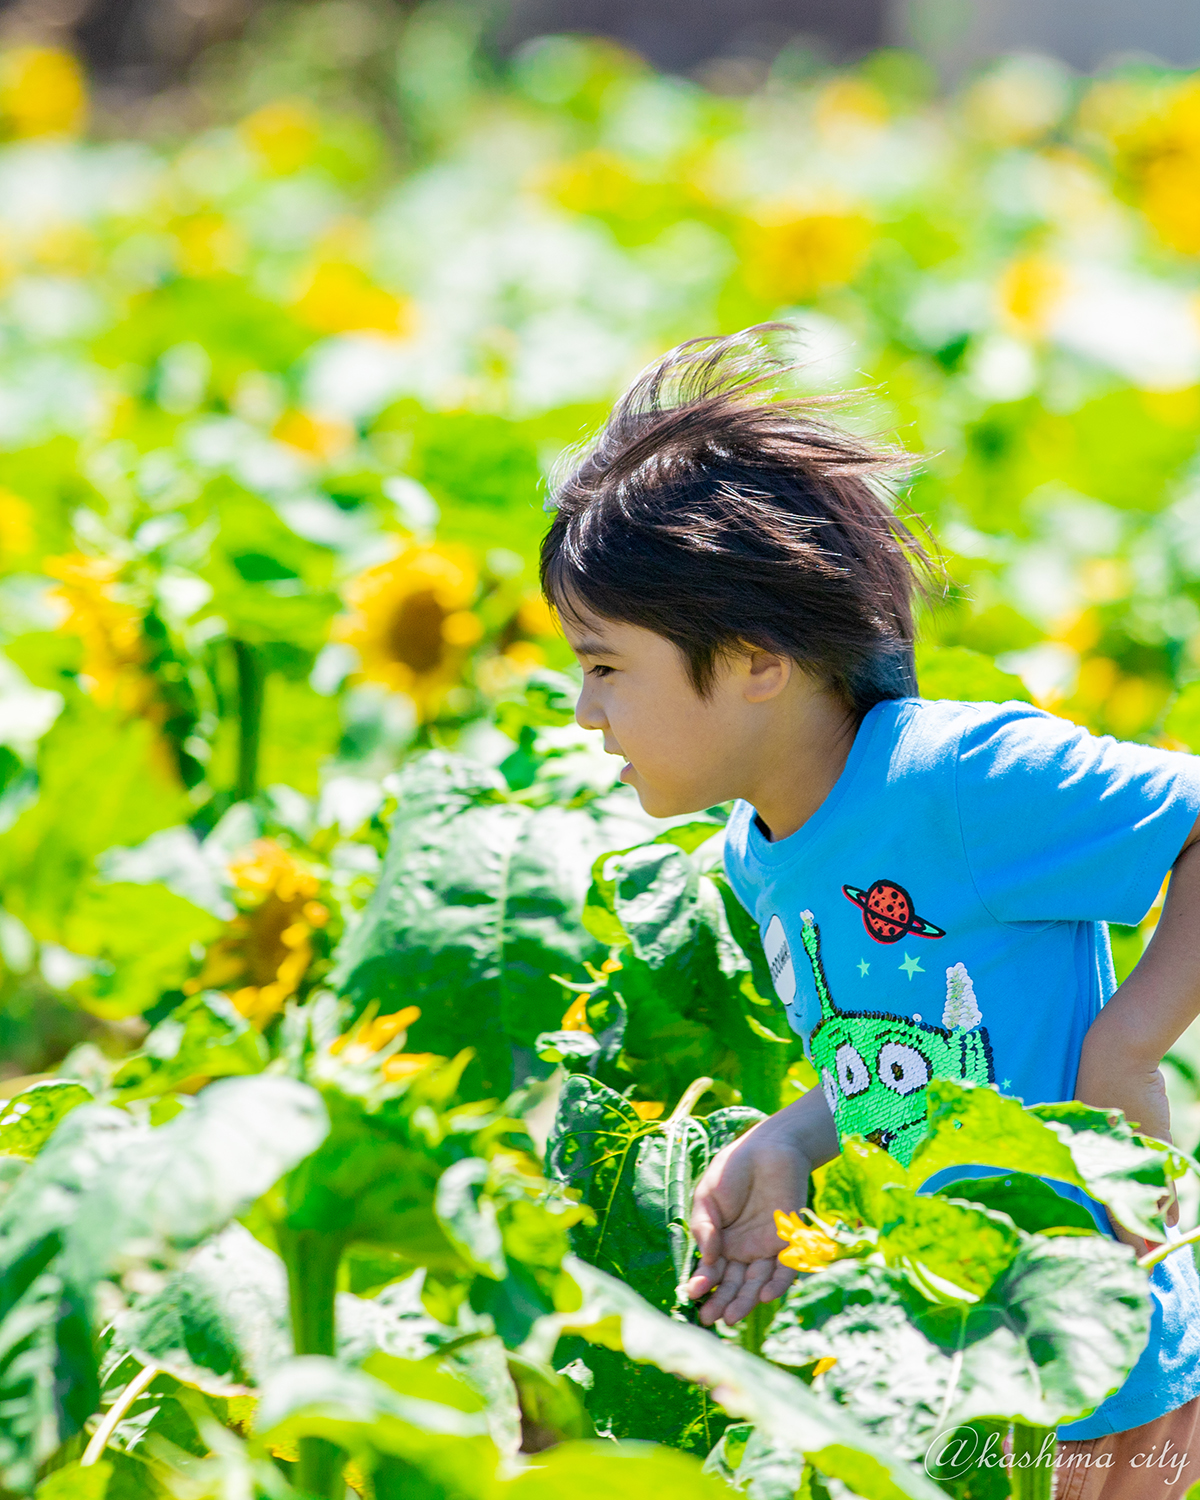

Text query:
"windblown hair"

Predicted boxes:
[[540, 324, 934, 716]]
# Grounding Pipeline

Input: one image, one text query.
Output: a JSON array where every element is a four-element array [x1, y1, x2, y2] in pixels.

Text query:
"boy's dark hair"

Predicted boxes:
[[539, 324, 933, 716]]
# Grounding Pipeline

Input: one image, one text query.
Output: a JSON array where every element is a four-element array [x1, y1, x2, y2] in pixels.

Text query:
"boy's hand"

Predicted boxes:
[[687, 1088, 839, 1326]]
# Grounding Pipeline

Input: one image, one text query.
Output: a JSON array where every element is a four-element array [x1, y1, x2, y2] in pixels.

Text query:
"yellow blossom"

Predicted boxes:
[[45, 554, 146, 709], [187, 840, 324, 1027], [775, 1210, 842, 1272], [339, 545, 482, 719], [631, 1101, 665, 1121], [741, 207, 873, 304], [382, 1053, 439, 1082], [273, 409, 355, 459], [998, 256, 1065, 336], [240, 100, 320, 175], [331, 1004, 422, 1056], [293, 262, 413, 336], [174, 213, 245, 278], [560, 994, 591, 1032], [0, 488, 34, 558], [0, 48, 86, 138]]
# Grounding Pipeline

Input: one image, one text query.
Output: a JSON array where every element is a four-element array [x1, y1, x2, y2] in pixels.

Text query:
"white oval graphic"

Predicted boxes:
[[835, 1042, 870, 1097], [762, 914, 796, 1005], [877, 1041, 930, 1096], [820, 1066, 839, 1116]]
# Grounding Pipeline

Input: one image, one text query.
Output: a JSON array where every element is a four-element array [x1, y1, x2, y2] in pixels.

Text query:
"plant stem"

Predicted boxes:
[[232, 638, 264, 803], [1010, 1423, 1056, 1500], [81, 1362, 159, 1466], [279, 1229, 345, 1499]]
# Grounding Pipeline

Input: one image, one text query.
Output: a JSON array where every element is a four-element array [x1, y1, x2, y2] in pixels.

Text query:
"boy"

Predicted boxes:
[[541, 325, 1200, 1498]]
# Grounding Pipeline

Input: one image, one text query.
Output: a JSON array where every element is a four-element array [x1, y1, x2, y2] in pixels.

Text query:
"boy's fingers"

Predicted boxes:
[[759, 1262, 796, 1304], [719, 1258, 776, 1325], [699, 1261, 746, 1326], [685, 1255, 726, 1301], [690, 1198, 723, 1260]]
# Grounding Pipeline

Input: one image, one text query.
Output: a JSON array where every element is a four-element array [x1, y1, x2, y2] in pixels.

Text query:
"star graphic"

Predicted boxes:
[[858, 959, 870, 977], [1002, 1079, 1012, 1091], [899, 953, 924, 980]]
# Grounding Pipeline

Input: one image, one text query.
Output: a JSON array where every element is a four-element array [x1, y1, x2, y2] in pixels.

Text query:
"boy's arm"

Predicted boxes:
[[686, 1086, 840, 1326], [1075, 813, 1200, 1145]]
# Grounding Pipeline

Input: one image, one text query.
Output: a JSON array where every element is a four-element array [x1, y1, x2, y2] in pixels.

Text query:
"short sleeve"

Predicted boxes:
[[955, 705, 1200, 926]]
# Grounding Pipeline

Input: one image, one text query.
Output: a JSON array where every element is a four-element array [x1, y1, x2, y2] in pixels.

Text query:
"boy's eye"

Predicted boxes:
[[588, 664, 614, 678]]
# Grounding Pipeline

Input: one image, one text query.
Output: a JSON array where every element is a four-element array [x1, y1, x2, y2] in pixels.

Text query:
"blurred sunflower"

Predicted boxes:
[[1115, 79, 1200, 253], [239, 99, 320, 175], [293, 261, 413, 336], [45, 554, 149, 712], [339, 544, 483, 718], [775, 1209, 843, 1272], [0, 488, 34, 559], [330, 1003, 437, 1080], [0, 47, 86, 138], [741, 206, 873, 304], [185, 839, 328, 1028]]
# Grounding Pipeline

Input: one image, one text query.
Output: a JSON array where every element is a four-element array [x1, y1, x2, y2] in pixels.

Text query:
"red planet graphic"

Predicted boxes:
[[842, 879, 945, 945]]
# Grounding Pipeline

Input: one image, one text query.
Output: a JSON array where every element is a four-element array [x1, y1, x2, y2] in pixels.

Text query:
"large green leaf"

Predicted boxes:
[[910, 1082, 1177, 1240], [332, 753, 651, 1096], [702, 1422, 807, 1500], [527, 1258, 946, 1500], [253, 1355, 497, 1498], [0, 1081, 92, 1159], [580, 838, 798, 1111], [762, 1232, 1150, 1453], [62, 1077, 330, 1285], [109, 992, 267, 1101], [932, 1174, 1097, 1237], [0, 698, 187, 938], [504, 1440, 735, 1500]]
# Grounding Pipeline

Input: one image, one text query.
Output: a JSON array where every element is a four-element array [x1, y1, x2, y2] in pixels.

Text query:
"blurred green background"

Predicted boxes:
[[5, 0, 1200, 1146]]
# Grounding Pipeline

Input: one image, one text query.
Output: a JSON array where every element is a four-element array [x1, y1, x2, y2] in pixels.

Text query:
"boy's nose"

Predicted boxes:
[[576, 682, 607, 731]]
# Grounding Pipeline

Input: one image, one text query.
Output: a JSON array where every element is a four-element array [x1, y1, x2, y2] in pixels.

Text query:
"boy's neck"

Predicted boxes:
[[744, 689, 860, 843]]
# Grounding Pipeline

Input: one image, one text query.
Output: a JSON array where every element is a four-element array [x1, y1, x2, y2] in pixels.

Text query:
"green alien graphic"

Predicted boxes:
[[798, 910, 994, 1167]]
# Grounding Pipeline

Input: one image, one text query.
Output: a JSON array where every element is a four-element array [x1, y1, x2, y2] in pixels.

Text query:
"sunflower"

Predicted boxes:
[[45, 554, 149, 713], [775, 1210, 843, 1272], [185, 839, 328, 1028], [339, 544, 483, 718]]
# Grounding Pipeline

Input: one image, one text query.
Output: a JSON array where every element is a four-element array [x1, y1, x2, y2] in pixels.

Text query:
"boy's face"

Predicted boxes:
[[562, 604, 770, 818]]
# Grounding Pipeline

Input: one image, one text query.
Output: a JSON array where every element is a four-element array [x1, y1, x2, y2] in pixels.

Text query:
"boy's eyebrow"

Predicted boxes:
[[571, 636, 617, 657]]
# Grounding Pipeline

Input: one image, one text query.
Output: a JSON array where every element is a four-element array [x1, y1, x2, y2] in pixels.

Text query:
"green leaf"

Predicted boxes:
[[110, 992, 267, 1101], [107, 1224, 291, 1394], [933, 1174, 1098, 1236], [61, 1077, 329, 1285], [0, 1081, 92, 1159], [434, 1159, 506, 1280], [876, 1188, 1022, 1298], [702, 1422, 807, 1500], [332, 753, 650, 1096], [814, 1137, 908, 1227], [763, 1232, 1150, 1451], [505, 1440, 736, 1500], [915, 646, 1031, 704], [529, 1258, 946, 1500], [546, 1074, 698, 1314], [910, 1082, 1173, 1240], [0, 698, 187, 939], [59, 883, 221, 1020], [35, 1461, 112, 1499], [1164, 681, 1200, 753], [253, 1355, 497, 1497]]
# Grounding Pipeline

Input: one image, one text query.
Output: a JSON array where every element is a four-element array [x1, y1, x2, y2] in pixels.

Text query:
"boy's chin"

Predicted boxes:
[[629, 780, 710, 821]]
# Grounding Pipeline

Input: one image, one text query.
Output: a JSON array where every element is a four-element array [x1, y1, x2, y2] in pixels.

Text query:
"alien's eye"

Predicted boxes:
[[820, 1066, 839, 1115], [876, 1042, 930, 1096], [835, 1043, 870, 1097]]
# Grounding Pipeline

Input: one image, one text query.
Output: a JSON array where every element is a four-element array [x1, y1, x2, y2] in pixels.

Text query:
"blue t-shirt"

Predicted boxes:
[[723, 696, 1200, 1439]]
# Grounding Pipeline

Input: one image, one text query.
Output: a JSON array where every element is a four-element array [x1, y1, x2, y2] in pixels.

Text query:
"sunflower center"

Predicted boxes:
[[387, 589, 447, 674]]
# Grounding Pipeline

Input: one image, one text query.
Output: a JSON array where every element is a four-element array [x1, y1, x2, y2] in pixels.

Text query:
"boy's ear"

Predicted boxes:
[[742, 648, 792, 703]]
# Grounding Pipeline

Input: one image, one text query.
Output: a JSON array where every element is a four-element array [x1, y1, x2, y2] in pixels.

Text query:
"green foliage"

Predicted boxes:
[[555, 832, 802, 1112], [333, 752, 652, 1096]]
